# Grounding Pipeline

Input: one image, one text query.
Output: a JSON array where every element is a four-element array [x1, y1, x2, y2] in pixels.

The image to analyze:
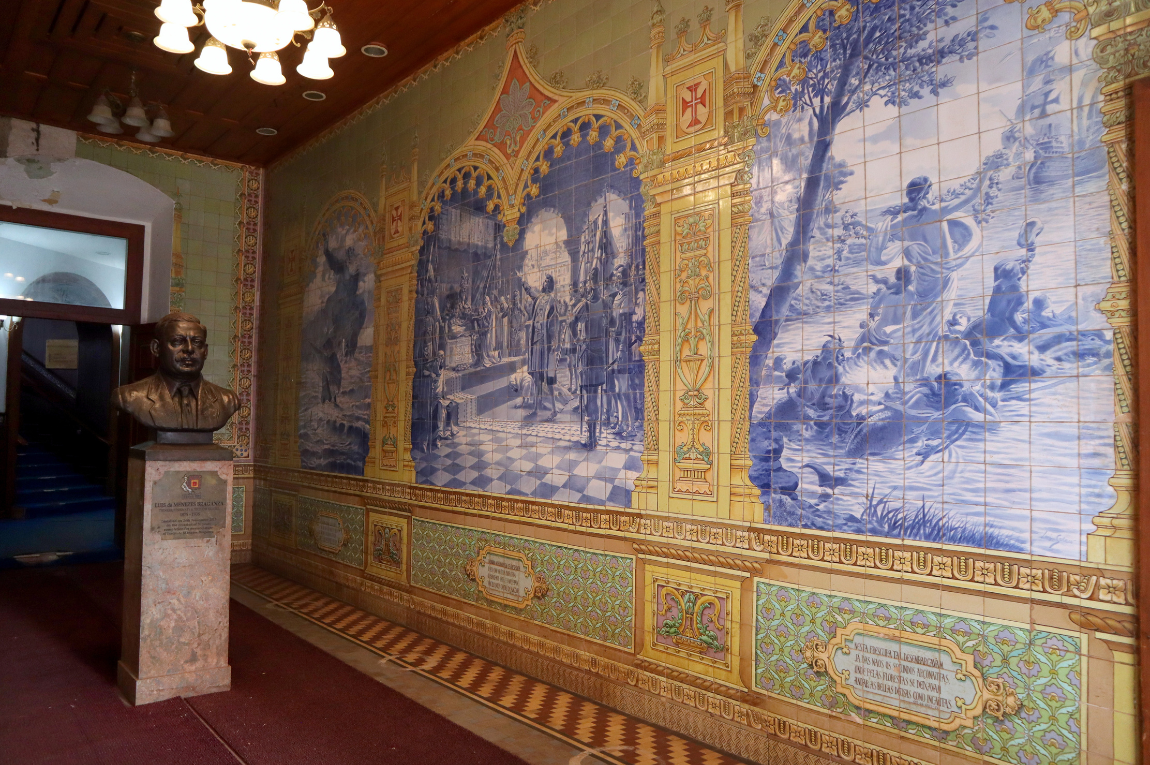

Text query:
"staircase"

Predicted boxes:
[[0, 439, 118, 567]]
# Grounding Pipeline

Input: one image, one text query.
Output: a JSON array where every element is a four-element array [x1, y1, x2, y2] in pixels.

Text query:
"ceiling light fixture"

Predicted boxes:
[[194, 37, 232, 75], [251, 51, 287, 85], [255, 127, 278, 135], [302, 90, 325, 100], [361, 42, 387, 57], [154, 0, 346, 86], [85, 69, 177, 143], [296, 47, 333, 79]]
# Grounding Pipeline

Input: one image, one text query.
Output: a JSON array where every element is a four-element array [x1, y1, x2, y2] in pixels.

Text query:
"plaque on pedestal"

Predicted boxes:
[[112, 312, 241, 705]]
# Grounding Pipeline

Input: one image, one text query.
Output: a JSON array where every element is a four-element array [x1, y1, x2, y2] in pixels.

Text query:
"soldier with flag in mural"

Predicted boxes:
[[568, 267, 611, 449]]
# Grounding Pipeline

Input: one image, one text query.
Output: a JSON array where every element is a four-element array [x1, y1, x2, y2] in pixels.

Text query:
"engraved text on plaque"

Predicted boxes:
[[151, 470, 228, 540]]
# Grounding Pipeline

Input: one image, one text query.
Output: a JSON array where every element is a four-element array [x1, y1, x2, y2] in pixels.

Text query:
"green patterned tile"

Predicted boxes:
[[295, 496, 365, 567], [412, 519, 633, 648], [231, 485, 245, 534], [253, 486, 270, 538], [754, 583, 1081, 765]]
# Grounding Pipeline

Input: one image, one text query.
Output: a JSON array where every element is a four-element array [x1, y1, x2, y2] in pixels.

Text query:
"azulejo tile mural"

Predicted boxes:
[[747, 0, 1113, 559], [295, 496, 365, 567], [299, 195, 376, 476], [754, 583, 1082, 764], [410, 53, 646, 508], [410, 518, 633, 648], [255, 0, 1143, 762]]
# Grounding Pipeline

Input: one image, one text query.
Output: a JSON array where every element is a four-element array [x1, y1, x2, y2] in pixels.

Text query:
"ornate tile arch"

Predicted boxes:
[[307, 190, 379, 265], [417, 28, 646, 248]]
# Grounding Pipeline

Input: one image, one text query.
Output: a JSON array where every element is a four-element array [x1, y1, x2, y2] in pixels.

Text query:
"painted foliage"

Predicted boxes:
[[411, 116, 646, 507], [747, 0, 1111, 558], [299, 199, 375, 475]]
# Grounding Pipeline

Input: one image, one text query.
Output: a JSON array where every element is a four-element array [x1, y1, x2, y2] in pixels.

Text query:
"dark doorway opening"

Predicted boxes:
[[0, 207, 147, 568], [0, 318, 120, 566]]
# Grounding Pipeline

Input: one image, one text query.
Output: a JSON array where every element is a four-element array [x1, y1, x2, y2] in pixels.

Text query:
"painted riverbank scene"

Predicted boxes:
[[747, 0, 1112, 559]]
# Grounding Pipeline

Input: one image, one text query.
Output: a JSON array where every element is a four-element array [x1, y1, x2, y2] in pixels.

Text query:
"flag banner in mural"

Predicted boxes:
[[747, 0, 1110, 558], [298, 203, 375, 475], [411, 120, 646, 507]]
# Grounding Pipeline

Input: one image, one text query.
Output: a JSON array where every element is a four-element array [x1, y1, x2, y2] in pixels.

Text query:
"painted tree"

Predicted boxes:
[[748, 0, 981, 413]]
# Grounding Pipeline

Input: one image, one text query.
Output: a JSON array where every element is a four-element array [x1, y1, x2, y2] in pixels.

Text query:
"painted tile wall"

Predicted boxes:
[[255, 0, 1141, 762], [746, 0, 1113, 561], [411, 518, 634, 647], [755, 583, 1083, 765]]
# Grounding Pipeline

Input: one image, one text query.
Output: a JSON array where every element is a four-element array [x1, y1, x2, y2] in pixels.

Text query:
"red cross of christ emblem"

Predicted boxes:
[[682, 83, 707, 128], [676, 75, 713, 137], [389, 204, 403, 238]]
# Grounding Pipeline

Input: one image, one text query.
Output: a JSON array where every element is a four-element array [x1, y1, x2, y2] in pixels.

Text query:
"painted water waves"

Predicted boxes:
[[411, 120, 646, 507], [298, 203, 374, 475], [747, 0, 1113, 558]]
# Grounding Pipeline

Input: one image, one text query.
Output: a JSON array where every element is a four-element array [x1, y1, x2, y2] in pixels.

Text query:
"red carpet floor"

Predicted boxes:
[[0, 561, 530, 765]]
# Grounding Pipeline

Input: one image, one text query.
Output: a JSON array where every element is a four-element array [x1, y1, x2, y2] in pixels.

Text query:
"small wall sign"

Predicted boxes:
[[465, 545, 548, 608], [803, 623, 1021, 731]]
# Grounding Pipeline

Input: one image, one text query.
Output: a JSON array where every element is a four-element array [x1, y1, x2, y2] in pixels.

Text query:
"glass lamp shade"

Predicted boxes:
[[135, 128, 161, 143], [311, 16, 345, 57], [205, 1, 295, 53], [194, 37, 232, 75], [151, 108, 175, 137], [154, 22, 195, 54], [86, 94, 117, 126], [154, 0, 198, 27], [122, 96, 150, 127], [277, 0, 315, 32], [297, 47, 333, 80], [251, 52, 286, 85], [97, 121, 124, 135]]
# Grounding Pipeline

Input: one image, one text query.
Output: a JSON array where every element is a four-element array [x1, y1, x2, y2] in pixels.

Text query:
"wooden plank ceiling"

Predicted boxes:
[[0, 0, 522, 166]]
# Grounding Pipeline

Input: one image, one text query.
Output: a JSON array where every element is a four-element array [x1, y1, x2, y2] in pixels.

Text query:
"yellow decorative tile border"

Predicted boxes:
[[641, 563, 743, 686], [254, 465, 1134, 610]]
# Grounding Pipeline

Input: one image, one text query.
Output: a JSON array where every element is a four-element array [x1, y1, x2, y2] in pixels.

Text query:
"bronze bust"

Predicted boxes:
[[113, 312, 240, 444]]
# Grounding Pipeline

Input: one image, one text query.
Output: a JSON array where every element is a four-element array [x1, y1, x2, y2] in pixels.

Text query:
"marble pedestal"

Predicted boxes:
[[119, 442, 233, 705]]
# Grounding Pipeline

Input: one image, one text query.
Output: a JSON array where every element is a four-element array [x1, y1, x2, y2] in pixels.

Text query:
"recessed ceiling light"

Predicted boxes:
[[302, 90, 326, 101], [361, 43, 388, 58], [256, 127, 278, 136]]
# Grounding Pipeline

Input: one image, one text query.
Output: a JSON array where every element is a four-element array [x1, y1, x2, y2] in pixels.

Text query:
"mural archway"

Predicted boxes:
[[409, 31, 648, 508]]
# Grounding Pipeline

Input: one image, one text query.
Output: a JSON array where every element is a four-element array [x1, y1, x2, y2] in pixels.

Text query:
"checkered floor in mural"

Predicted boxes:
[[415, 421, 644, 507], [233, 566, 741, 765]]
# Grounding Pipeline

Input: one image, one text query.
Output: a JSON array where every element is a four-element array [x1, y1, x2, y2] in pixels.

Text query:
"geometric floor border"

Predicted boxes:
[[233, 565, 744, 765]]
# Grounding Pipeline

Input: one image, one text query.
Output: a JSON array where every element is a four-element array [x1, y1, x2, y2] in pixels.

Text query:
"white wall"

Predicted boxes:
[[0, 155, 173, 322]]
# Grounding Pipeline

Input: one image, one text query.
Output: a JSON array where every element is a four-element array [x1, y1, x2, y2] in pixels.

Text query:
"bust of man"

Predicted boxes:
[[112, 312, 240, 439]]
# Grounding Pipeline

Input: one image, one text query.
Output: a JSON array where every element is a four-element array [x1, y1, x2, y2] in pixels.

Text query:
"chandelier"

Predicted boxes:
[[152, 0, 345, 85], [86, 70, 175, 143]]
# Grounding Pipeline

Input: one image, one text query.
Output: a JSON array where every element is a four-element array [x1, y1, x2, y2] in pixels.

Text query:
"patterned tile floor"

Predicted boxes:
[[414, 423, 644, 507], [232, 565, 742, 765]]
